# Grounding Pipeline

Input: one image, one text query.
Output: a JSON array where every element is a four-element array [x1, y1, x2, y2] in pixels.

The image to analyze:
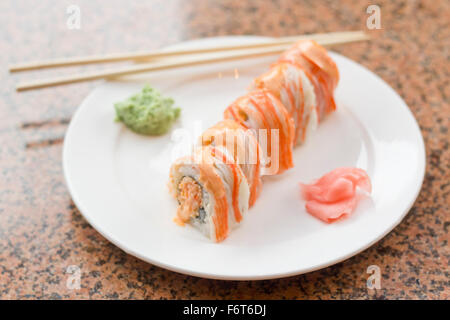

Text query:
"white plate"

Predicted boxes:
[[63, 36, 425, 280]]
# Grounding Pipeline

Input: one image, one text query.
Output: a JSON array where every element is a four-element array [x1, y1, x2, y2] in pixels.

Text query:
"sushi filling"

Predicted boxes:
[[176, 176, 206, 224]]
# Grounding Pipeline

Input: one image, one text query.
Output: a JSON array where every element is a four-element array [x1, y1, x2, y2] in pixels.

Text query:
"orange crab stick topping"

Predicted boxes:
[[253, 63, 305, 144], [251, 90, 294, 173], [201, 120, 262, 207], [196, 147, 230, 242], [210, 146, 243, 222], [224, 90, 295, 175], [279, 40, 339, 120], [294, 40, 339, 90]]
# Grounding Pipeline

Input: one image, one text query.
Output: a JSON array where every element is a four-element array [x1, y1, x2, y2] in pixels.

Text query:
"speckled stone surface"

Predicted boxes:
[[0, 0, 448, 299]]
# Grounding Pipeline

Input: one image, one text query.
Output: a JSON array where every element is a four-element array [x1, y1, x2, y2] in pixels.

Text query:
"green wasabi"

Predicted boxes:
[[114, 85, 181, 135]]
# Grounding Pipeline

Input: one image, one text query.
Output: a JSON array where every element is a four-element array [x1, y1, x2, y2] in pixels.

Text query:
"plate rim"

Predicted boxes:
[[63, 35, 426, 280]]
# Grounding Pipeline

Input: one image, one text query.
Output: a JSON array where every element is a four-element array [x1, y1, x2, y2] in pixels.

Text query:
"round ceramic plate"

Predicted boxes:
[[63, 36, 425, 280]]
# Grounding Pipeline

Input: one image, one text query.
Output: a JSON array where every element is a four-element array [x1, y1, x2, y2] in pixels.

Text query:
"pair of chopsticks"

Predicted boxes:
[[10, 31, 370, 92]]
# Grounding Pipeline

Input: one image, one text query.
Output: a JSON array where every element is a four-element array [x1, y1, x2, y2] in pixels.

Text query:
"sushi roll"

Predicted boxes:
[[169, 145, 250, 242], [278, 40, 339, 121], [200, 119, 262, 207], [224, 89, 295, 175], [251, 61, 318, 144], [168, 39, 340, 242]]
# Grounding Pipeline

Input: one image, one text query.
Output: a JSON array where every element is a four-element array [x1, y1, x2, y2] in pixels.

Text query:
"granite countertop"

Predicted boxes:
[[0, 0, 448, 299]]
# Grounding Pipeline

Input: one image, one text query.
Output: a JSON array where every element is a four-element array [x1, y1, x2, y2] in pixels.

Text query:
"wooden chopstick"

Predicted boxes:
[[10, 31, 367, 72], [15, 32, 370, 92]]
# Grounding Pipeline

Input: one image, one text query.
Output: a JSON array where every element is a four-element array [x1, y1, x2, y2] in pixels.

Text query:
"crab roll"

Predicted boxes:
[[200, 119, 262, 207], [224, 89, 295, 175], [278, 40, 339, 121], [169, 145, 250, 242], [251, 62, 318, 144]]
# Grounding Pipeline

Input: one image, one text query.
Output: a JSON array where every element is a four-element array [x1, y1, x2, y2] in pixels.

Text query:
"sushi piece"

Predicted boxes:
[[251, 61, 318, 144], [224, 89, 295, 175], [200, 119, 262, 207], [169, 145, 250, 242], [278, 40, 339, 121]]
